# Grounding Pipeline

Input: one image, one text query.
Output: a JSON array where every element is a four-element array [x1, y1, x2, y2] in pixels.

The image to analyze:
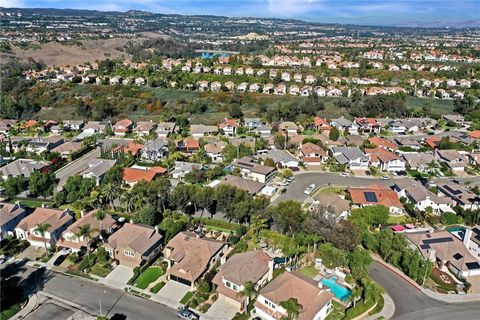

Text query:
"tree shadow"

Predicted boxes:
[[110, 313, 127, 320]]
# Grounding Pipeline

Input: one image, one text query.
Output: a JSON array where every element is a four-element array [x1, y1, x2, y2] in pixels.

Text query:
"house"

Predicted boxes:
[[219, 118, 241, 137], [330, 117, 358, 135], [113, 119, 133, 136], [301, 86, 312, 96], [368, 137, 398, 151], [80, 159, 116, 185], [330, 147, 369, 169], [211, 81, 222, 92], [58, 210, 116, 252], [170, 161, 202, 180], [244, 118, 264, 130], [191, 124, 218, 138], [123, 167, 161, 186], [213, 250, 274, 311], [395, 137, 423, 150], [406, 230, 480, 277], [388, 120, 407, 134], [232, 157, 276, 184], [133, 121, 157, 137], [281, 72, 291, 82], [402, 153, 437, 173], [237, 82, 248, 93], [26, 135, 64, 153], [300, 143, 328, 165], [275, 84, 287, 95], [355, 117, 380, 133], [394, 178, 455, 214], [113, 141, 144, 157], [437, 182, 480, 211], [105, 223, 163, 268], [164, 231, 227, 287], [435, 149, 468, 174], [15, 208, 74, 249], [63, 120, 85, 131], [156, 122, 176, 138], [442, 115, 465, 127], [0, 119, 17, 134], [249, 83, 261, 93], [314, 117, 332, 134], [219, 175, 265, 195], [197, 80, 209, 91], [79, 121, 109, 139], [141, 138, 169, 162], [225, 81, 235, 92], [349, 184, 404, 215], [204, 141, 227, 163], [254, 271, 334, 320], [256, 125, 272, 138], [255, 150, 300, 169], [0, 159, 49, 180], [305, 75, 316, 84], [279, 122, 299, 136], [364, 147, 406, 172], [0, 202, 28, 240], [177, 137, 200, 154], [313, 193, 351, 221], [463, 227, 480, 259], [52, 141, 83, 158], [289, 85, 300, 95]]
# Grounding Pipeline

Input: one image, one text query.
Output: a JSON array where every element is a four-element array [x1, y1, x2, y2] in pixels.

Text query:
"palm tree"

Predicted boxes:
[[101, 183, 120, 210], [250, 215, 267, 239], [95, 209, 107, 240], [75, 224, 95, 266], [34, 223, 51, 252], [237, 281, 255, 310], [279, 298, 302, 320], [121, 190, 140, 213]]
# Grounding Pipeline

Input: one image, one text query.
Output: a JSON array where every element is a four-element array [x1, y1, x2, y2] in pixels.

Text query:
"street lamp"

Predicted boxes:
[[99, 290, 106, 317]]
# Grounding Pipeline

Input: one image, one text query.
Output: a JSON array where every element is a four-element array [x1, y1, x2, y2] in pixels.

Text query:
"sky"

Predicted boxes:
[[1, 0, 479, 26]]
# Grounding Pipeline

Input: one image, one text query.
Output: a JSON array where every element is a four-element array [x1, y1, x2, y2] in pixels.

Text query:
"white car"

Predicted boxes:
[[304, 184, 316, 195], [381, 176, 390, 180], [340, 172, 349, 177]]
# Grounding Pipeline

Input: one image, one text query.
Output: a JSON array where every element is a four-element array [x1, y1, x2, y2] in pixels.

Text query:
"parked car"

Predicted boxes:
[[53, 254, 67, 266], [304, 184, 316, 195], [177, 308, 199, 320], [286, 176, 295, 183], [340, 172, 349, 177], [381, 175, 390, 180]]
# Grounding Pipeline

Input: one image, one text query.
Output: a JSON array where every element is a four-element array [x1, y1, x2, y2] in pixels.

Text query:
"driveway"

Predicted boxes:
[[156, 281, 191, 306], [205, 298, 240, 320], [24, 302, 74, 320], [103, 265, 133, 288], [274, 172, 395, 204]]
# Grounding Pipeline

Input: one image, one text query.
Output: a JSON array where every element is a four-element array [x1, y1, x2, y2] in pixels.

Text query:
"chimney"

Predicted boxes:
[[267, 259, 275, 281], [130, 219, 134, 224], [80, 210, 85, 218], [154, 225, 159, 234], [15, 200, 21, 207]]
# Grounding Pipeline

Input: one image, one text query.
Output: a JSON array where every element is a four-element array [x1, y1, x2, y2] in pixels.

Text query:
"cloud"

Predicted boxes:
[[0, 0, 25, 7]]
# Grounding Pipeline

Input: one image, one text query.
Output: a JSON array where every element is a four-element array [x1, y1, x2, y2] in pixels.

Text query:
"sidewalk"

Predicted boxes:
[[364, 293, 395, 320], [12, 293, 38, 320], [371, 253, 480, 303]]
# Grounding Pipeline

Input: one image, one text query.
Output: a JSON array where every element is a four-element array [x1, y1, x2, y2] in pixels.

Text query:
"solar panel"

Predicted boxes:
[[423, 237, 454, 245], [442, 185, 462, 195], [420, 244, 430, 250], [453, 253, 463, 260], [364, 192, 378, 202], [466, 262, 480, 270]]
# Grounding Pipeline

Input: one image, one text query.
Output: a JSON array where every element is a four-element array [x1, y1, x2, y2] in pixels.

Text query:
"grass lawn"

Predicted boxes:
[[387, 215, 408, 225], [345, 297, 376, 319], [298, 266, 319, 278], [13, 198, 53, 208], [369, 294, 384, 316], [90, 263, 112, 277], [316, 186, 345, 194], [134, 267, 164, 289], [0, 303, 22, 320], [203, 225, 235, 233], [179, 291, 194, 304], [150, 281, 166, 293]]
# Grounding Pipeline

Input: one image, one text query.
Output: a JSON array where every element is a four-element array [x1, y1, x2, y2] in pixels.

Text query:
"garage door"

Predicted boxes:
[[170, 275, 192, 286]]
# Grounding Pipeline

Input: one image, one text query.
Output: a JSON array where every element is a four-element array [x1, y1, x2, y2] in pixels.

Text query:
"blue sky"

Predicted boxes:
[[1, 0, 479, 25]]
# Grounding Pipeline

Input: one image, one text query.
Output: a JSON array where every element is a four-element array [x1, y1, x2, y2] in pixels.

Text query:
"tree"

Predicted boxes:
[[95, 209, 107, 240], [238, 281, 255, 305], [100, 183, 121, 210], [121, 190, 140, 213], [268, 201, 305, 235], [34, 223, 51, 252], [348, 248, 373, 281], [3, 176, 28, 198], [329, 126, 340, 141], [75, 224, 94, 260], [229, 104, 244, 118], [279, 298, 302, 320], [138, 205, 159, 226], [28, 172, 57, 197]]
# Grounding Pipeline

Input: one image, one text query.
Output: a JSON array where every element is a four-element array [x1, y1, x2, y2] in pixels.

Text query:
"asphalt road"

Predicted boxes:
[[54, 147, 101, 190], [369, 261, 480, 320], [274, 172, 395, 203], [4, 263, 178, 320]]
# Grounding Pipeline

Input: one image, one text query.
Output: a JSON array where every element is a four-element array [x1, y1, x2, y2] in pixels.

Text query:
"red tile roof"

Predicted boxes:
[[425, 136, 441, 149], [218, 118, 240, 128], [314, 117, 332, 130], [114, 141, 144, 156], [123, 167, 158, 184], [469, 130, 480, 139], [183, 137, 200, 149], [349, 184, 403, 208], [368, 137, 398, 150], [364, 147, 399, 162]]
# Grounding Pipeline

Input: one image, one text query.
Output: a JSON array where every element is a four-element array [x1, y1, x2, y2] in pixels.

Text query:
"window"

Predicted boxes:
[[124, 250, 135, 257], [264, 299, 276, 309], [232, 284, 239, 292], [226, 281, 231, 288]]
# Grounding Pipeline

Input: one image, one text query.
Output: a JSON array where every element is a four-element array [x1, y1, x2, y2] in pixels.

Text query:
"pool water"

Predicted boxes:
[[320, 276, 352, 301]]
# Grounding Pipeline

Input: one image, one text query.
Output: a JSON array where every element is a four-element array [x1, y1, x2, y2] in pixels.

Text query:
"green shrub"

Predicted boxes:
[[180, 291, 194, 304], [150, 281, 166, 293]]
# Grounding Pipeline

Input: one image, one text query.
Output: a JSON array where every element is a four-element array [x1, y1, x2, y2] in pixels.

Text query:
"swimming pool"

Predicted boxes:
[[320, 276, 352, 301]]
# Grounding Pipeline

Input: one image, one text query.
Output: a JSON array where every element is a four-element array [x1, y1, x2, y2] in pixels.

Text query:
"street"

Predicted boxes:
[[54, 147, 101, 190], [2, 261, 178, 320], [275, 172, 395, 203], [369, 261, 480, 320]]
